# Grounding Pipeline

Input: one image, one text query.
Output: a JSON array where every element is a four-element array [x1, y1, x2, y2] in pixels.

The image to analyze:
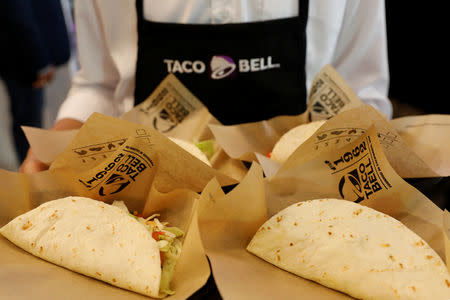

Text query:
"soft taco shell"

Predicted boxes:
[[169, 137, 211, 166], [271, 120, 326, 163], [0, 196, 161, 298], [247, 198, 450, 300]]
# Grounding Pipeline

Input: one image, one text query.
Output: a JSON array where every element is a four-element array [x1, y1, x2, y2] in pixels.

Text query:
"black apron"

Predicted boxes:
[[134, 0, 309, 125]]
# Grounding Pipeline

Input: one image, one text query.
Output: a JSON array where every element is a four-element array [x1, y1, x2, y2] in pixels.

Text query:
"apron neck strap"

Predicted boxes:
[[299, 0, 309, 26], [136, 0, 144, 22]]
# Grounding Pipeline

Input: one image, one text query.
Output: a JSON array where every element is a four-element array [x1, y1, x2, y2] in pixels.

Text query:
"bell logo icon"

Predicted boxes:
[[338, 168, 365, 203], [210, 55, 236, 79]]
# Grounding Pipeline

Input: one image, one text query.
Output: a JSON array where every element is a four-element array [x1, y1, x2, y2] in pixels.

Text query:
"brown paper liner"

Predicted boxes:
[[390, 114, 450, 176], [443, 210, 450, 272], [208, 64, 364, 162], [0, 111, 241, 299], [306, 64, 365, 121], [197, 126, 446, 300], [0, 169, 30, 224], [266, 126, 445, 257], [121, 73, 248, 182], [21, 126, 79, 164], [5, 64, 448, 299], [276, 105, 439, 179], [24, 74, 248, 182], [198, 164, 351, 299], [0, 190, 209, 300], [209, 65, 449, 179]]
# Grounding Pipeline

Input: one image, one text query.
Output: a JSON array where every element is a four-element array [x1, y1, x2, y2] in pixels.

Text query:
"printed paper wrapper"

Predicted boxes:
[[197, 126, 446, 300], [208, 64, 364, 162], [209, 65, 450, 179], [0, 112, 240, 299], [23, 74, 248, 182], [443, 210, 450, 273], [389, 114, 450, 177], [262, 105, 442, 179]]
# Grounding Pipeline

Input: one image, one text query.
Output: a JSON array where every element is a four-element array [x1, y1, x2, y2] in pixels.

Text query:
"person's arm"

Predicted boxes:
[[56, 0, 125, 122], [334, 0, 392, 118], [20, 0, 125, 173], [307, 0, 392, 119]]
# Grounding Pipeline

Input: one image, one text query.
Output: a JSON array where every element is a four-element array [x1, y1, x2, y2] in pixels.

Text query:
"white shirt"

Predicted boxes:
[[57, 0, 392, 122]]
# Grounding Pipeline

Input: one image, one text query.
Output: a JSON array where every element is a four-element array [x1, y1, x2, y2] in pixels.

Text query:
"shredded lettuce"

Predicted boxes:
[[136, 214, 184, 296], [164, 226, 184, 238], [159, 238, 182, 295], [157, 240, 170, 252], [195, 139, 215, 159], [111, 201, 184, 296]]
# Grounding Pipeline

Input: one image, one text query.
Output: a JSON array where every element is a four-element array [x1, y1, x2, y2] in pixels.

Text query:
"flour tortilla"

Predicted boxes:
[[169, 137, 211, 166], [271, 120, 326, 163], [0, 196, 162, 298], [247, 199, 450, 300]]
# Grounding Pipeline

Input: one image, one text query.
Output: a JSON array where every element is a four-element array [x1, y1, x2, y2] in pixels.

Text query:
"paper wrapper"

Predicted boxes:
[[390, 114, 450, 177], [306, 64, 366, 121], [0, 112, 242, 299], [0, 190, 208, 300], [208, 64, 364, 162], [209, 65, 450, 179], [444, 210, 450, 273], [270, 105, 442, 179], [197, 126, 446, 300], [48, 113, 235, 196], [121, 74, 216, 143], [23, 74, 247, 182], [121, 74, 248, 181], [22, 127, 79, 165]]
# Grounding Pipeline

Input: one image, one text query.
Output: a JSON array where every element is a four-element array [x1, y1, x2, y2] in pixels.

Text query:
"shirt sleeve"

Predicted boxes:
[[307, 0, 392, 119], [56, 0, 123, 122]]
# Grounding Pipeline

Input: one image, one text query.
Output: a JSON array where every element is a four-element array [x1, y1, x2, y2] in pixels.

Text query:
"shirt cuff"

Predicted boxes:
[[357, 87, 393, 120], [37, 65, 54, 76]]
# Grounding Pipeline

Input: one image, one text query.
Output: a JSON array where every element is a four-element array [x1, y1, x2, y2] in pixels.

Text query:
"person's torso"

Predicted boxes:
[[142, 0, 300, 24], [134, 0, 309, 124]]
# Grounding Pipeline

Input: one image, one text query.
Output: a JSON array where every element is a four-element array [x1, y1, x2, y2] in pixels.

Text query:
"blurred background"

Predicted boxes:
[[0, 1, 447, 172], [385, 1, 447, 118], [0, 0, 76, 171]]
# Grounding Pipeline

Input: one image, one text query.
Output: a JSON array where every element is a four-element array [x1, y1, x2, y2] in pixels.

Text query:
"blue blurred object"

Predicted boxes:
[[0, 0, 71, 84], [0, 0, 71, 162]]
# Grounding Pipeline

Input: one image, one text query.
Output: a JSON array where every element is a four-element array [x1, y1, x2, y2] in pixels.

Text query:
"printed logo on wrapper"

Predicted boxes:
[[325, 135, 392, 202], [308, 102, 331, 121], [71, 139, 127, 162], [78, 141, 154, 197], [153, 109, 177, 133], [308, 78, 349, 122], [338, 168, 365, 203], [138, 87, 192, 133]]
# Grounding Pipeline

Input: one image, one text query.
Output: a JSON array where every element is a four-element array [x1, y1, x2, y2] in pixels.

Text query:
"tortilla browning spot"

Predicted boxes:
[[22, 221, 32, 230]]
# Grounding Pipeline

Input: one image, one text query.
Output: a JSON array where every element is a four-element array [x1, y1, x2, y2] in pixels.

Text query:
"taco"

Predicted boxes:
[[247, 198, 450, 299], [0, 196, 183, 298], [270, 120, 325, 163]]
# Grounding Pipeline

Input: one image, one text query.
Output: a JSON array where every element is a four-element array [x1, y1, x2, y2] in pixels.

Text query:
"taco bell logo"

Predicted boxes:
[[210, 55, 237, 79], [163, 55, 280, 78], [338, 168, 364, 203]]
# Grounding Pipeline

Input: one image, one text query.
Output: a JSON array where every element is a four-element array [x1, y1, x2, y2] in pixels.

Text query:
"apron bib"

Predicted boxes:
[[134, 0, 309, 125]]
